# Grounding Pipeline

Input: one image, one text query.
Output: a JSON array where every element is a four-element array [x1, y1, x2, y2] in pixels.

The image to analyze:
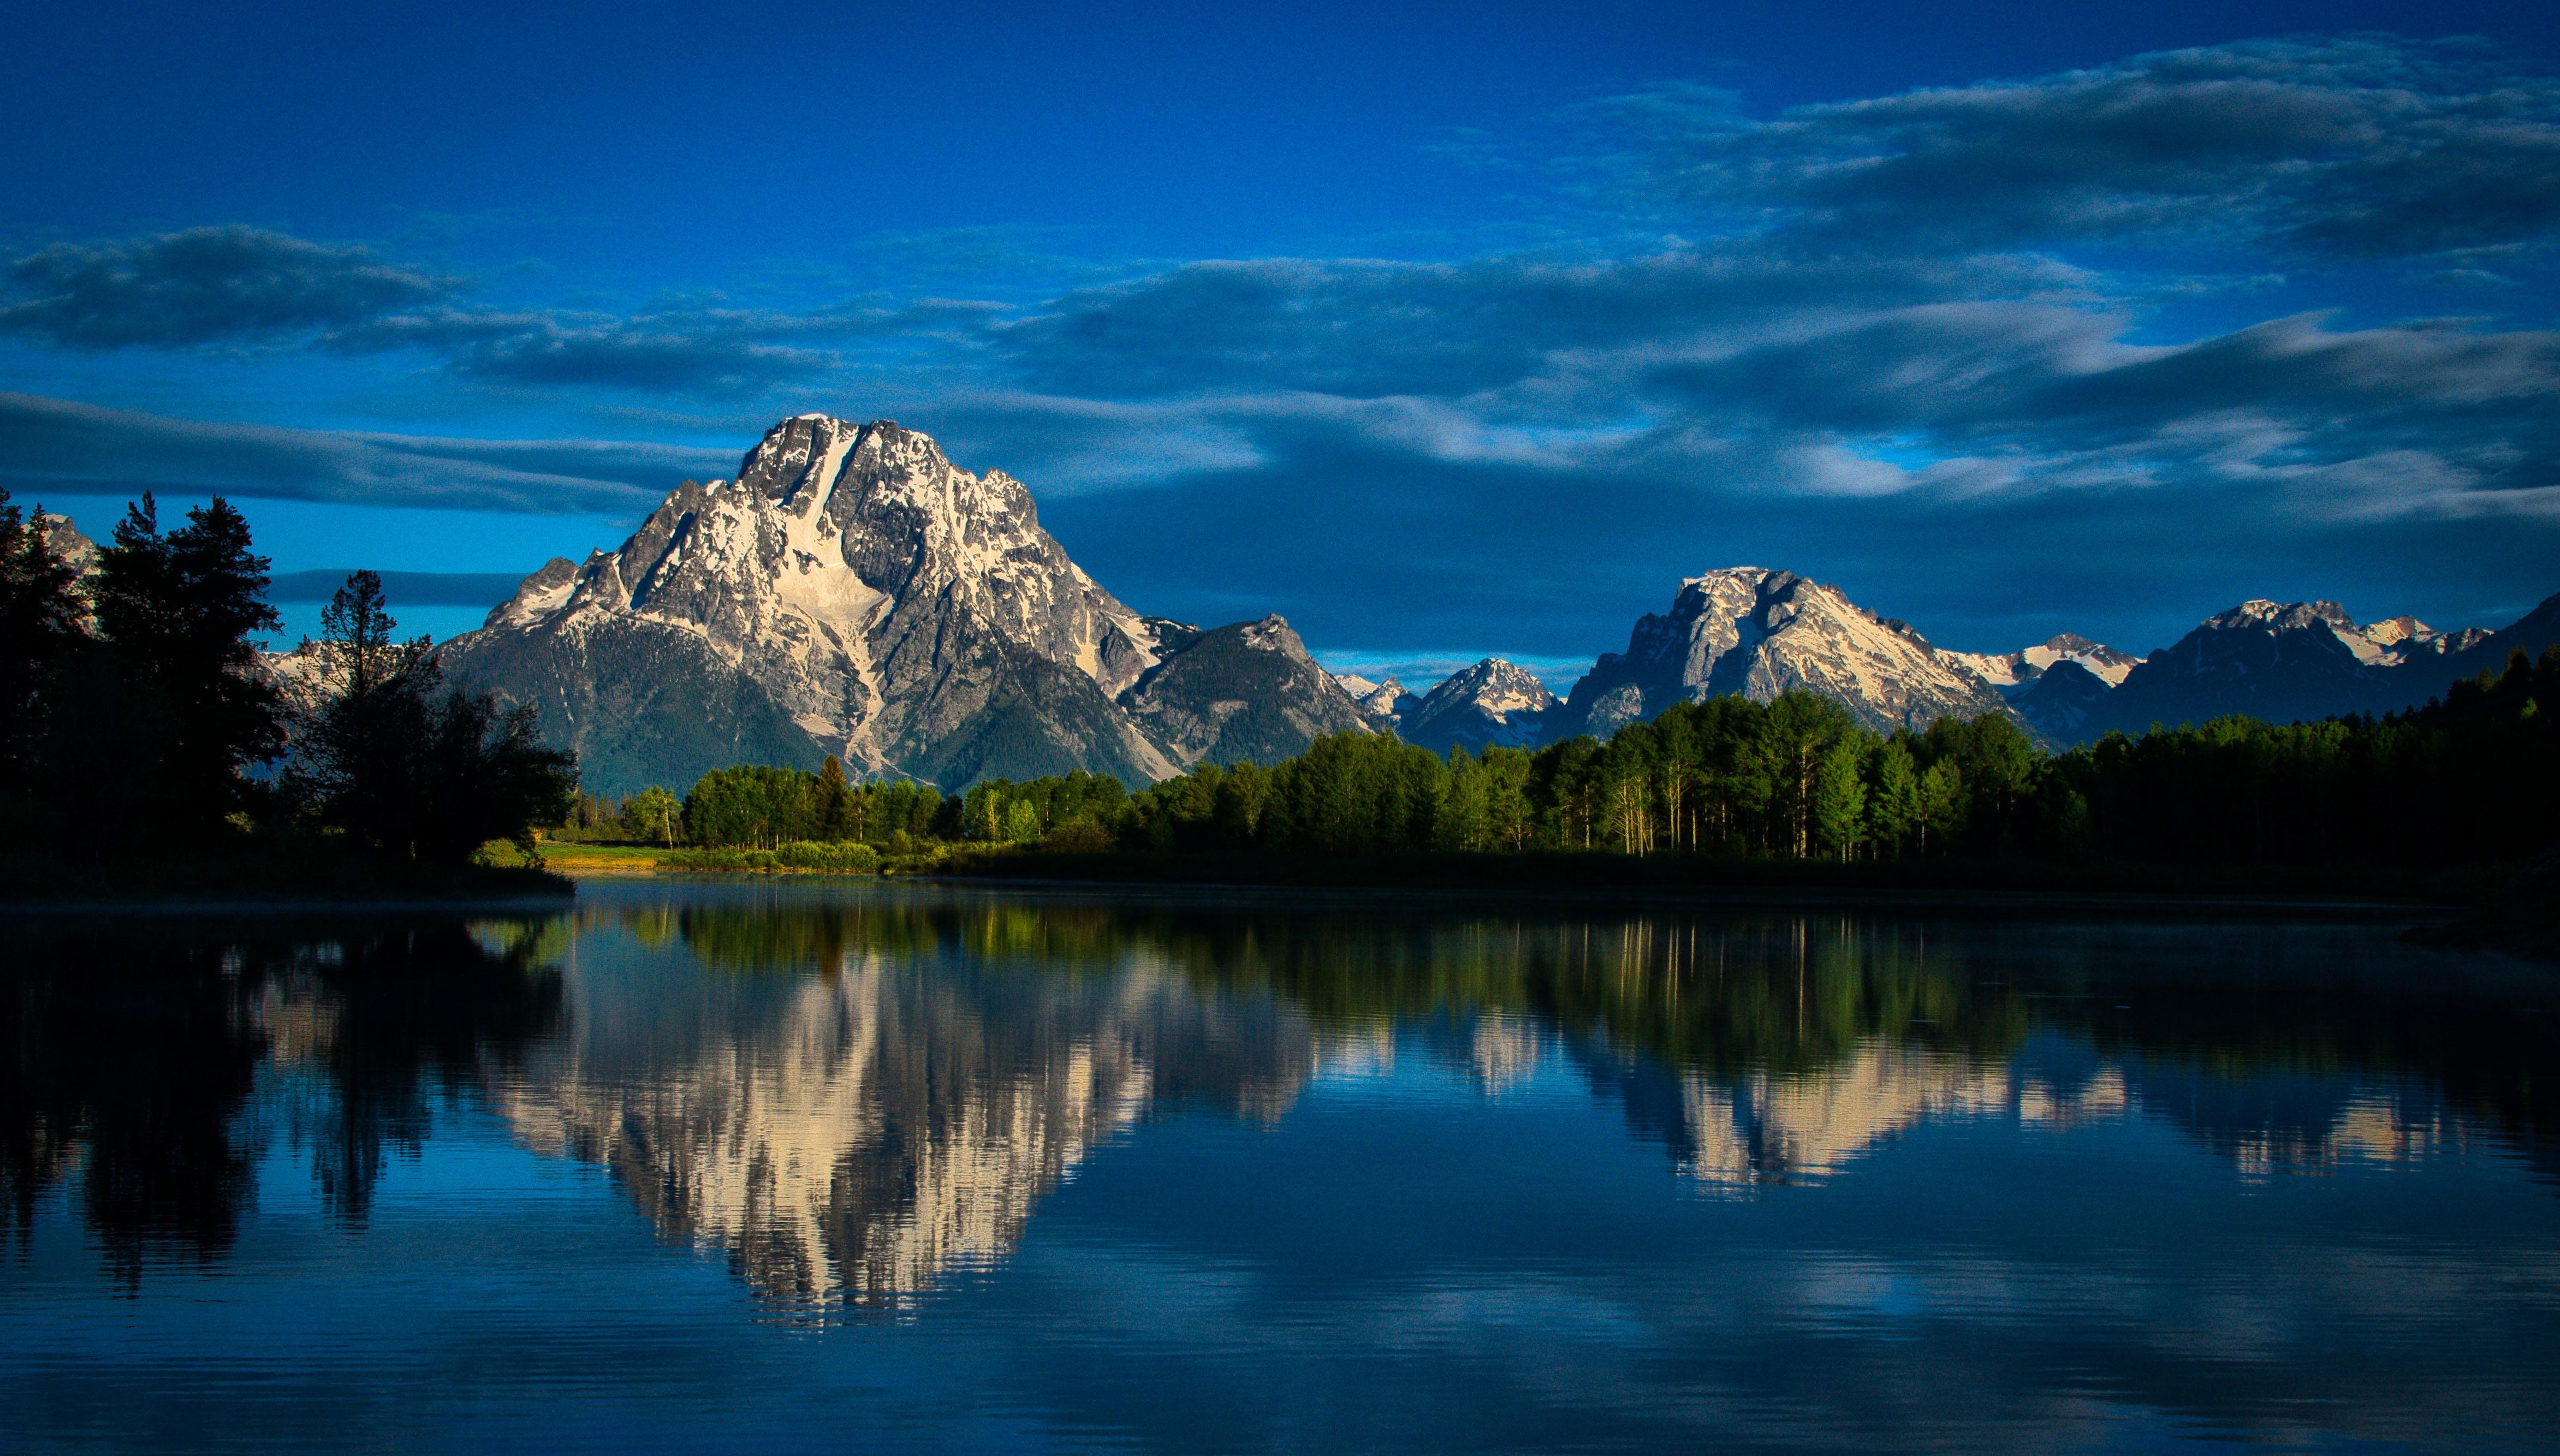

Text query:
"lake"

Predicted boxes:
[[4, 879, 2556, 1453]]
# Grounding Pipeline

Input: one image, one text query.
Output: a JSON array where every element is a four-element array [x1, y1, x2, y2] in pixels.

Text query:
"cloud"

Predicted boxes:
[[0, 224, 1005, 395], [1612, 37, 2560, 260], [0, 391, 728, 515], [997, 248, 2091, 401], [0, 226, 458, 348], [336, 297, 1001, 394]]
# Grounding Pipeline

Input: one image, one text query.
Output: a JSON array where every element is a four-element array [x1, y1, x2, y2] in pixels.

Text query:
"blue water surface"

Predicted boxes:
[[3, 879, 2555, 1453]]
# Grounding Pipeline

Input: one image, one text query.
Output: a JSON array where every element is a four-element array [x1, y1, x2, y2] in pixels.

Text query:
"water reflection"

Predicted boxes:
[[492, 903, 1323, 1308], [4, 888, 2554, 1309], [2, 917, 562, 1280]]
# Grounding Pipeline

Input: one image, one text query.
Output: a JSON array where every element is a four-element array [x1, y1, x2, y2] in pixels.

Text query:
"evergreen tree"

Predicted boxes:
[[1915, 759, 1962, 856], [290, 570, 575, 862], [84, 495, 284, 834], [1813, 737, 1868, 862], [1867, 739, 1922, 857], [0, 488, 85, 793], [813, 756, 856, 840], [294, 572, 435, 851]]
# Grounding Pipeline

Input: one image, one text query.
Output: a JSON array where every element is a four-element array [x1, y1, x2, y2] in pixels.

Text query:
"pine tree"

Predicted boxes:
[[813, 755, 856, 840], [290, 568, 574, 862], [294, 571, 437, 851], [1813, 738, 1868, 863], [1867, 739, 1922, 858], [85, 494, 284, 834], [0, 488, 86, 792], [1916, 759, 1962, 857]]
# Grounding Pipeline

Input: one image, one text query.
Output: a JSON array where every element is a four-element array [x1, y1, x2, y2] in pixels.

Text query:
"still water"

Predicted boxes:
[[4, 879, 2556, 1453]]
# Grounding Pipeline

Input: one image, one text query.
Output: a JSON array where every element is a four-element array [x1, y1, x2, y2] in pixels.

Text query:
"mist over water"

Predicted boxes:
[[4, 882, 2556, 1452]]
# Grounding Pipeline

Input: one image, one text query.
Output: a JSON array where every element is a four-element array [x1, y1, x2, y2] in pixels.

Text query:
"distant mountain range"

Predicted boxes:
[[74, 411, 2526, 794]]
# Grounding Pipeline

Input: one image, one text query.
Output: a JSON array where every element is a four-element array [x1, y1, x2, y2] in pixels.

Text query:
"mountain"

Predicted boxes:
[[438, 415, 1367, 795], [1121, 615, 1375, 768], [1333, 674, 1417, 723], [1548, 568, 2023, 741], [40, 513, 96, 573], [1397, 658, 1559, 753], [2424, 592, 2560, 692], [2005, 659, 2113, 740], [2083, 598, 2508, 739], [1946, 633, 2139, 692]]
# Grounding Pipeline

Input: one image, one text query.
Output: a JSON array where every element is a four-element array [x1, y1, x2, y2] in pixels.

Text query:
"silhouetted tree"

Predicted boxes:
[[0, 488, 85, 795], [84, 494, 284, 834], [290, 571, 576, 863]]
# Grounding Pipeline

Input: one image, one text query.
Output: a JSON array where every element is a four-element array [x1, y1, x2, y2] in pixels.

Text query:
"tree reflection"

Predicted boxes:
[[1, 935, 265, 1285], [1, 914, 566, 1277]]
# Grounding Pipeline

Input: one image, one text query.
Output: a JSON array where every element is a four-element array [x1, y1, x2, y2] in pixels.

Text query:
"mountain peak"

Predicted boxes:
[[446, 412, 1362, 792], [2202, 598, 2360, 635], [1399, 656, 1560, 753], [1554, 566, 2021, 740]]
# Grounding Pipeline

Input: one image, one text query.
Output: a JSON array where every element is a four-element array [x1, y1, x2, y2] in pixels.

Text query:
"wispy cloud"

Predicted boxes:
[[1600, 37, 2560, 260], [0, 391, 728, 514], [0, 226, 458, 349]]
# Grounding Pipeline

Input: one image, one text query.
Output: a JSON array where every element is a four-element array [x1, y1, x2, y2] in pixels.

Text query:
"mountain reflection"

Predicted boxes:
[[5, 889, 2553, 1303], [488, 899, 1327, 1310]]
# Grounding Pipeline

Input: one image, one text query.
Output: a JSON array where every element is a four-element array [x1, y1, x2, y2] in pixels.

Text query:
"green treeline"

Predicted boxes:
[[0, 486, 576, 869], [641, 648, 2557, 877]]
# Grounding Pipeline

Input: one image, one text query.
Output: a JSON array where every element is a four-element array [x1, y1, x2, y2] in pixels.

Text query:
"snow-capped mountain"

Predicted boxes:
[[438, 416, 1368, 794], [1333, 674, 1418, 723], [2085, 598, 2505, 738], [1946, 633, 2139, 692], [39, 513, 96, 574], [1398, 658, 1560, 753], [1548, 568, 2023, 740]]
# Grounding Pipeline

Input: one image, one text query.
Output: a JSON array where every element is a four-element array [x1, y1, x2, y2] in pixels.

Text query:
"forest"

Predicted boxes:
[[563, 644, 2560, 885], [0, 485, 575, 883]]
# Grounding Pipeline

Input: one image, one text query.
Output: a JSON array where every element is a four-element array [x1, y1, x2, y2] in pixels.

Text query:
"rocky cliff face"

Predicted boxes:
[[438, 416, 1361, 794], [1122, 615, 1376, 768], [1549, 568, 2023, 741], [1397, 657, 1559, 753]]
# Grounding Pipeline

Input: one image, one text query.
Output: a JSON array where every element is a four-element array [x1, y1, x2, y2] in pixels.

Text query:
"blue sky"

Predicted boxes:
[[4, 1, 2556, 676]]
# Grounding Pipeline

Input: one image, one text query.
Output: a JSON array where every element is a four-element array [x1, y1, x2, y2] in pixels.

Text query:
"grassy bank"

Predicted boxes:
[[534, 834, 2511, 911]]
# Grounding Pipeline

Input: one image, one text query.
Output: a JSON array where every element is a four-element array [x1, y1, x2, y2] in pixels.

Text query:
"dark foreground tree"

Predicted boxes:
[[82, 494, 285, 833], [290, 572, 575, 863], [0, 488, 86, 793]]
